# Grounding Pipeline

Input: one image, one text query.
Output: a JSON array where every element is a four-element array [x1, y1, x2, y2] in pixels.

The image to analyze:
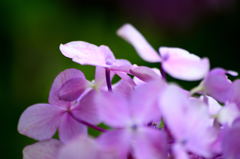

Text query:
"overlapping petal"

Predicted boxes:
[[23, 139, 62, 159], [132, 127, 168, 159], [159, 84, 216, 157], [222, 120, 240, 159], [203, 68, 232, 103], [58, 113, 87, 143], [49, 68, 88, 106], [58, 135, 99, 159], [18, 104, 63, 140], [72, 90, 101, 124], [129, 80, 165, 125], [129, 66, 161, 82], [96, 91, 131, 127]]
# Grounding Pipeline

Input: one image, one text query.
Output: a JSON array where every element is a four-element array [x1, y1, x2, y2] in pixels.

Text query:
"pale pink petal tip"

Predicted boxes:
[[159, 47, 210, 81], [23, 139, 62, 159], [59, 41, 108, 67], [117, 23, 161, 63]]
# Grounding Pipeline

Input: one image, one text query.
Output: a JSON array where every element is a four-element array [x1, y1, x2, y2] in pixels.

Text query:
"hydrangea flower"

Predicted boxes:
[[96, 81, 168, 159], [159, 84, 217, 158], [18, 69, 101, 143], [18, 23, 240, 159]]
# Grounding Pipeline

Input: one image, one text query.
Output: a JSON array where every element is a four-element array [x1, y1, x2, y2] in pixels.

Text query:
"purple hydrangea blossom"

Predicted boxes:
[[19, 23, 240, 159]]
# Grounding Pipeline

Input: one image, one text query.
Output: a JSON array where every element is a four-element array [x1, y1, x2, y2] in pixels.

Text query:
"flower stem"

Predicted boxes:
[[105, 68, 112, 91], [69, 112, 106, 133]]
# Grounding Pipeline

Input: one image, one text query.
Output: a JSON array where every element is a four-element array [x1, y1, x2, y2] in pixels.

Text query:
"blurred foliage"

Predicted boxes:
[[0, 0, 239, 158]]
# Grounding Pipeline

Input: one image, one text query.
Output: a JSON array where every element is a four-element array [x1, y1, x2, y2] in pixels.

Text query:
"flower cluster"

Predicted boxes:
[[18, 24, 240, 159]]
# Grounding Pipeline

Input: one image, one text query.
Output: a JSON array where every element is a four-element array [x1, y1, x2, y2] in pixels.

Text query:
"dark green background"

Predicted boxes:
[[1, 0, 239, 158]]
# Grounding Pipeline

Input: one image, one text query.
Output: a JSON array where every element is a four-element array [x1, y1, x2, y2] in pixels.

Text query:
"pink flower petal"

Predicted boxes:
[[49, 68, 88, 107], [159, 47, 209, 80], [112, 78, 135, 98], [58, 113, 87, 143], [97, 129, 131, 159], [109, 59, 132, 72], [132, 127, 168, 159], [23, 139, 62, 159], [96, 91, 131, 127], [117, 24, 161, 63], [18, 104, 62, 140], [72, 90, 101, 125], [60, 41, 109, 67], [129, 66, 162, 82], [172, 143, 189, 159], [58, 135, 99, 159], [129, 80, 165, 125]]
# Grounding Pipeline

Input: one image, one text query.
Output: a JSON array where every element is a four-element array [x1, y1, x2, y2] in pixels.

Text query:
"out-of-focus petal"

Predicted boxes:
[[222, 120, 240, 159], [73, 90, 101, 125], [130, 66, 161, 82], [159, 84, 216, 157], [58, 135, 99, 159], [132, 127, 168, 159], [97, 129, 131, 159], [18, 104, 62, 140], [159, 47, 209, 81], [99, 45, 115, 63], [130, 80, 165, 125], [218, 102, 240, 126], [172, 143, 189, 159], [49, 68, 88, 107], [112, 78, 135, 98], [200, 96, 222, 116], [117, 24, 161, 63], [23, 139, 62, 159], [60, 41, 109, 67], [96, 91, 131, 127], [204, 68, 232, 103], [110, 59, 132, 72], [229, 80, 240, 107], [58, 113, 87, 143]]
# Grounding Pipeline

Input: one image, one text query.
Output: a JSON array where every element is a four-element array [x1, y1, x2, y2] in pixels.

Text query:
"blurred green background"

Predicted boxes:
[[0, 0, 239, 158]]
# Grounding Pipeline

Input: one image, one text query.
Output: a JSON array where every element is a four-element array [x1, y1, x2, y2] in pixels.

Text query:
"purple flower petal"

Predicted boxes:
[[18, 104, 62, 140], [23, 139, 62, 159], [132, 127, 168, 159], [160, 47, 209, 81], [203, 68, 232, 103], [130, 66, 161, 82], [159, 84, 216, 157], [97, 129, 131, 159], [49, 68, 88, 107], [58, 113, 87, 143], [129, 80, 165, 125], [172, 143, 189, 159], [222, 120, 240, 159], [96, 91, 131, 127], [72, 90, 101, 125], [58, 135, 99, 159], [117, 24, 161, 63], [229, 80, 240, 107]]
